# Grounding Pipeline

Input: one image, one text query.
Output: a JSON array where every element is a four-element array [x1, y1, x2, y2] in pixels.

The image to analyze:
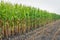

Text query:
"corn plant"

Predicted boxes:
[[0, 1, 60, 39]]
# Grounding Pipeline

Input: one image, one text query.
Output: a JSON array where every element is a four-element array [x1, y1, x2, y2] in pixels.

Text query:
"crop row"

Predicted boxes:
[[0, 1, 60, 39]]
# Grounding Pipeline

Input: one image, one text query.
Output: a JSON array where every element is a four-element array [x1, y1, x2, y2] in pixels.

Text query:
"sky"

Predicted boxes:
[[0, 0, 60, 14]]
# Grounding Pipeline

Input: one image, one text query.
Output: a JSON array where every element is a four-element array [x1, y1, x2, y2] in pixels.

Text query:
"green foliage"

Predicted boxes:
[[0, 2, 60, 26], [0, 2, 60, 37]]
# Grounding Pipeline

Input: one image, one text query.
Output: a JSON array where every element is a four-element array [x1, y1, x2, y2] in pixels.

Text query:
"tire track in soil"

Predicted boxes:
[[52, 28, 60, 40], [26, 20, 60, 40], [34, 26, 60, 40], [34, 22, 60, 40]]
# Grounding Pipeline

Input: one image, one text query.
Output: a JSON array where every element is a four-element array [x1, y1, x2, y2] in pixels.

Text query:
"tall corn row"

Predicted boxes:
[[0, 1, 60, 39]]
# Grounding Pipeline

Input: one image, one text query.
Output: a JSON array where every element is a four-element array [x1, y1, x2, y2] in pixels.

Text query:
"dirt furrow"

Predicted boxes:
[[26, 20, 60, 40], [52, 28, 60, 40], [34, 21, 60, 40]]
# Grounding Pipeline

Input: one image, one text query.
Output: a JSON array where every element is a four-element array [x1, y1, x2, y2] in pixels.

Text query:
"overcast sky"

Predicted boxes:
[[0, 0, 60, 14]]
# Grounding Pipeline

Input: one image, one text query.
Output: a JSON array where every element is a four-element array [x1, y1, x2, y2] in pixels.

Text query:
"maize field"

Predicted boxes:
[[0, 1, 60, 40]]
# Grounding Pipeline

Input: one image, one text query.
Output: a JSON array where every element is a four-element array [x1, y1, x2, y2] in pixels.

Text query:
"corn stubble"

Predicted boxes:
[[0, 1, 60, 39]]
